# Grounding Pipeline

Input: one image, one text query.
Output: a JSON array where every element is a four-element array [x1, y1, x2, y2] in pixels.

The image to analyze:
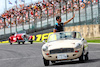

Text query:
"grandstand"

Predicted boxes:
[[0, 0, 100, 40]]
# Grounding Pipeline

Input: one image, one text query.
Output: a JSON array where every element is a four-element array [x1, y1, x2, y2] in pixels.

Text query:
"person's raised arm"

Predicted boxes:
[[63, 14, 75, 25]]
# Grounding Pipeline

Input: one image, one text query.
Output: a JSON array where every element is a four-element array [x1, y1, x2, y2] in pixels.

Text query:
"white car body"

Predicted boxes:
[[42, 32, 89, 66]]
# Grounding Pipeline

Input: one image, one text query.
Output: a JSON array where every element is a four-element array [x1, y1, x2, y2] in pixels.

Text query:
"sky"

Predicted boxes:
[[0, 0, 42, 14]]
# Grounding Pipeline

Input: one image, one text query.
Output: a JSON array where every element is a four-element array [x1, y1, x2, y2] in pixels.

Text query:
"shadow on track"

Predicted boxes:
[[50, 59, 100, 66], [9, 43, 32, 45]]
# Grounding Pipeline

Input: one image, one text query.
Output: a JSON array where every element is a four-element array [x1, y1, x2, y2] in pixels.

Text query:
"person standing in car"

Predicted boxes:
[[53, 14, 75, 33]]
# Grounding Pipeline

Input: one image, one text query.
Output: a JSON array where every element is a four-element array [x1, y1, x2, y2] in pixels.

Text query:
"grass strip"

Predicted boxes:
[[87, 40, 100, 43]]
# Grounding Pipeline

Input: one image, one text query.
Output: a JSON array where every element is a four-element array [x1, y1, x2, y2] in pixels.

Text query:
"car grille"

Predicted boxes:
[[50, 48, 74, 54]]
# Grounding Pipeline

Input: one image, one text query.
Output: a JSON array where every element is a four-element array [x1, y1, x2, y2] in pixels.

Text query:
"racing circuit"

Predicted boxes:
[[0, 43, 99, 67], [0, 0, 100, 67]]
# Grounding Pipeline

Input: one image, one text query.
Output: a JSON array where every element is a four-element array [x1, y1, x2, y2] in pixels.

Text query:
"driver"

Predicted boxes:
[[23, 35, 27, 38], [23, 35, 28, 40], [60, 33, 66, 38], [11, 33, 15, 36], [72, 32, 76, 38]]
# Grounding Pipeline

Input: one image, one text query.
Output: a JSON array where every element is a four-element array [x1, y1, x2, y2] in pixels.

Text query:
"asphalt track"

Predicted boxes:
[[0, 43, 100, 67]]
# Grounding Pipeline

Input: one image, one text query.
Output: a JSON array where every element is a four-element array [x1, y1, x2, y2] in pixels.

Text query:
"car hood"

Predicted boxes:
[[46, 40, 81, 50]]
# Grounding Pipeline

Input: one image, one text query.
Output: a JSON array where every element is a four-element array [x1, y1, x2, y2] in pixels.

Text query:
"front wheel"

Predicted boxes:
[[10, 42, 12, 45], [79, 51, 84, 62], [9, 39, 12, 45], [18, 42, 20, 44], [17, 39, 20, 45], [85, 52, 89, 61], [17, 40, 20, 44], [22, 42, 25, 44], [30, 41, 33, 44], [43, 57, 49, 66]]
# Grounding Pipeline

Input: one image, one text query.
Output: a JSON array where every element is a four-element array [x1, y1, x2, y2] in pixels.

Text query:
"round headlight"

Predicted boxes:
[[42, 45, 48, 51], [75, 43, 82, 49]]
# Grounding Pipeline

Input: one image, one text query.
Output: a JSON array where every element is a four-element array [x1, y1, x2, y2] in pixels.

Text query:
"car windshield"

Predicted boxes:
[[17, 31, 26, 34], [48, 32, 82, 42]]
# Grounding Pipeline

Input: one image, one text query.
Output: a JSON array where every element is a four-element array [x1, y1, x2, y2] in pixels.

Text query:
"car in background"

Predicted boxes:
[[9, 32, 33, 45], [42, 31, 89, 66]]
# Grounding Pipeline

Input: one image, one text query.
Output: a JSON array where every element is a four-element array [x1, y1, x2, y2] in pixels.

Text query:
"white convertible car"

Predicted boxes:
[[42, 32, 89, 66]]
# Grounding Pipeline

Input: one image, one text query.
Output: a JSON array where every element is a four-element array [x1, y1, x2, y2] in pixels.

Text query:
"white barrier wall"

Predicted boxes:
[[64, 24, 100, 38]]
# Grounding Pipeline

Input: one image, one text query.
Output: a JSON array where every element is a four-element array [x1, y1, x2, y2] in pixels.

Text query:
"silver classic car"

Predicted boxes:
[[42, 32, 89, 66]]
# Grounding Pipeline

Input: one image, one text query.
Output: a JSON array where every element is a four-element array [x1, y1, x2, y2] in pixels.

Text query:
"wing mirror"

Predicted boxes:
[[42, 40, 46, 44], [81, 38, 84, 41]]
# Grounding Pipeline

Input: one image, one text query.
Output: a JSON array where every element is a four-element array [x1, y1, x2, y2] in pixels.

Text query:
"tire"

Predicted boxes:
[[85, 52, 89, 61], [10, 42, 12, 45], [9, 39, 12, 45], [30, 41, 33, 44], [79, 52, 84, 61], [79, 49, 84, 62], [43, 57, 49, 66], [51, 61, 56, 64], [22, 42, 25, 44], [18, 42, 20, 44], [17, 40, 20, 44], [17, 39, 20, 44]]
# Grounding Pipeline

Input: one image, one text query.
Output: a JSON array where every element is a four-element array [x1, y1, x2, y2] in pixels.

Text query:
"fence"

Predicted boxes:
[[0, 0, 100, 36]]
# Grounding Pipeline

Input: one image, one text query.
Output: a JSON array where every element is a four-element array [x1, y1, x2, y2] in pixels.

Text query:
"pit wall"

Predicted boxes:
[[64, 24, 100, 38]]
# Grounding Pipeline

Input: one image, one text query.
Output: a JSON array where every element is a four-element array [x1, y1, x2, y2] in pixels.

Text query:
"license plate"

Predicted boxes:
[[57, 54, 67, 60]]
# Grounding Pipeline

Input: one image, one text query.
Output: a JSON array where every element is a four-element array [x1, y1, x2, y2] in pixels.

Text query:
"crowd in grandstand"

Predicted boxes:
[[0, 0, 98, 29]]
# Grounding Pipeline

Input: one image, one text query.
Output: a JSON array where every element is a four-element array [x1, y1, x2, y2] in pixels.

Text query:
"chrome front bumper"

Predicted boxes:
[[42, 48, 83, 61]]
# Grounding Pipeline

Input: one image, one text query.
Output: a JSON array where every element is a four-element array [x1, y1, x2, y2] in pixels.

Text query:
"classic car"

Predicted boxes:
[[42, 31, 89, 66], [9, 32, 33, 45]]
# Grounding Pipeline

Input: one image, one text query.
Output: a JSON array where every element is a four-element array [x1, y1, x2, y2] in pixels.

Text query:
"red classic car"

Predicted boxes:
[[9, 33, 33, 45]]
